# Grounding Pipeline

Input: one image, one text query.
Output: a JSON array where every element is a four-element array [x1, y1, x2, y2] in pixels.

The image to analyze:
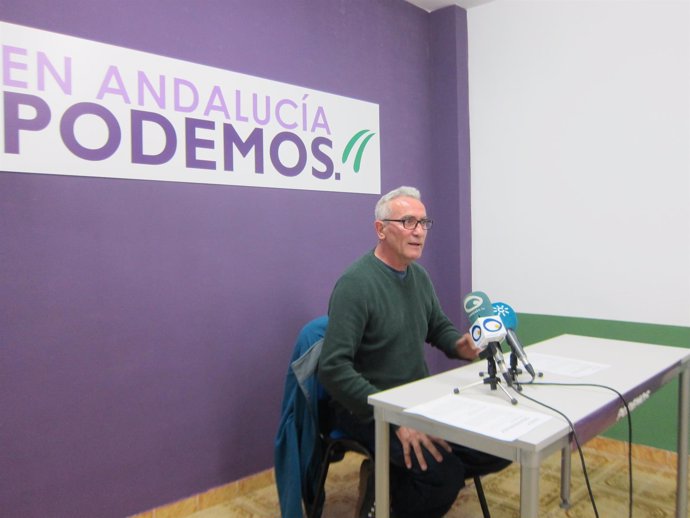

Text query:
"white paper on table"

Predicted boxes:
[[403, 394, 552, 442], [528, 353, 610, 378]]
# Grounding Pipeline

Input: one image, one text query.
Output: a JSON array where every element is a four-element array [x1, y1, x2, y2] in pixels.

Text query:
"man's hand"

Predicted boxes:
[[455, 332, 480, 360], [395, 426, 452, 471]]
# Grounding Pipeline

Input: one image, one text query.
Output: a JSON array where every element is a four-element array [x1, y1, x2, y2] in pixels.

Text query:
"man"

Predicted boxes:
[[318, 186, 510, 518]]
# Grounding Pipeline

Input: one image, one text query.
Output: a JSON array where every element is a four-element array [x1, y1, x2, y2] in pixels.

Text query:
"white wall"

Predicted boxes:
[[467, 0, 690, 326]]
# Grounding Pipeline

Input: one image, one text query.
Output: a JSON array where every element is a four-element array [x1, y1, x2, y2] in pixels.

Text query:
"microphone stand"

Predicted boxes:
[[459, 343, 518, 405], [508, 353, 524, 391], [509, 351, 543, 387]]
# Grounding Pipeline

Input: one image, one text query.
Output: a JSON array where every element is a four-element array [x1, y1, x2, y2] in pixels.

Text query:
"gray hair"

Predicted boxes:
[[375, 186, 421, 220]]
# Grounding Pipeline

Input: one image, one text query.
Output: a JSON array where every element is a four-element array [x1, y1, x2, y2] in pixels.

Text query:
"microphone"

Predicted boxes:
[[463, 291, 506, 350], [492, 301, 536, 379], [463, 291, 512, 386], [463, 290, 494, 324]]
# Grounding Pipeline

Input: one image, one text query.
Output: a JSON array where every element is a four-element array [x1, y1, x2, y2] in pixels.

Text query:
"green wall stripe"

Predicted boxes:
[[515, 314, 690, 452]]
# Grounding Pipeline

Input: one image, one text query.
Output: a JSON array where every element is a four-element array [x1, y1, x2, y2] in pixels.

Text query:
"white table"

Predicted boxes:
[[368, 335, 690, 518]]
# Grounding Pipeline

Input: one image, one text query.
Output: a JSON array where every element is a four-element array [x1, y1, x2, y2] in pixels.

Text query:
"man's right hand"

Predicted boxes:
[[395, 426, 452, 471]]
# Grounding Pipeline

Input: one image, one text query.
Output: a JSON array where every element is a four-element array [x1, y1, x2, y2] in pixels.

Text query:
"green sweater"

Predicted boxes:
[[318, 250, 462, 421]]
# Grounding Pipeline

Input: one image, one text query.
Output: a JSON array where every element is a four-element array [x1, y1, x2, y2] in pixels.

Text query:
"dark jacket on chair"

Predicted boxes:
[[274, 316, 328, 518]]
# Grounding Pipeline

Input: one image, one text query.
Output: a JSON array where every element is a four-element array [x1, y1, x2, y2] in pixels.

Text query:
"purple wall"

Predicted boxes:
[[0, 1, 471, 516]]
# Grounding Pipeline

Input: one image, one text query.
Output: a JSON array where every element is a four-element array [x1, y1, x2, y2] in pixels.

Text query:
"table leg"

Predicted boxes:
[[559, 445, 571, 508], [677, 364, 689, 518], [520, 455, 540, 518], [374, 410, 390, 518]]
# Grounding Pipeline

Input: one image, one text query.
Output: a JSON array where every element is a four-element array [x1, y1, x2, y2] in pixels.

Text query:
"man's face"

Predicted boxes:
[[377, 196, 429, 269]]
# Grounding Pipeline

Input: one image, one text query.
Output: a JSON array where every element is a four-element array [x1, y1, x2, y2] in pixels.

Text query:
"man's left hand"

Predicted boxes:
[[455, 332, 480, 360], [395, 426, 451, 471]]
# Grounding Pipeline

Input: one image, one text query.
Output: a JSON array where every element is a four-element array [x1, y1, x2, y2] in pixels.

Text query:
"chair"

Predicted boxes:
[[306, 391, 374, 518], [275, 316, 492, 518], [275, 316, 340, 518], [473, 475, 491, 518]]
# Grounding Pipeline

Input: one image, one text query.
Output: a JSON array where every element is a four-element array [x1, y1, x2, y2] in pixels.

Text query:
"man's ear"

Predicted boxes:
[[374, 220, 385, 240]]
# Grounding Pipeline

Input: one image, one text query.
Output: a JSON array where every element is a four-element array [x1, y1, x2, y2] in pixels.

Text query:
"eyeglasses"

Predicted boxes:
[[382, 217, 433, 230]]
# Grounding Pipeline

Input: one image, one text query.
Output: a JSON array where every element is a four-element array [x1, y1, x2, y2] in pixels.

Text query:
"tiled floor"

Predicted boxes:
[[177, 438, 686, 518]]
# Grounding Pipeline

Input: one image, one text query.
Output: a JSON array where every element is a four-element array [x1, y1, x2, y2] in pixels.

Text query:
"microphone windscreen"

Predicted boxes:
[[463, 291, 493, 323], [492, 301, 518, 330]]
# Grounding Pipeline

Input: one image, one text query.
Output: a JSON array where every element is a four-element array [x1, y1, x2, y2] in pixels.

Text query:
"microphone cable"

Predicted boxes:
[[514, 380, 633, 518]]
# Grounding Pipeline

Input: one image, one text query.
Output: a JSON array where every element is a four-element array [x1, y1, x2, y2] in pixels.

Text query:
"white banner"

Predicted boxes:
[[0, 22, 381, 194]]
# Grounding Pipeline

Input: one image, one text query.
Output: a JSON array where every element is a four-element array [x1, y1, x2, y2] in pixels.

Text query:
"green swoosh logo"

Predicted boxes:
[[342, 129, 376, 173]]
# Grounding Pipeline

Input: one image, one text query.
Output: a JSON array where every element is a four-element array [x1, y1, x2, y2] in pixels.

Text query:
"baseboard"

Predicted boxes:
[[128, 467, 276, 518], [129, 436, 678, 518]]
